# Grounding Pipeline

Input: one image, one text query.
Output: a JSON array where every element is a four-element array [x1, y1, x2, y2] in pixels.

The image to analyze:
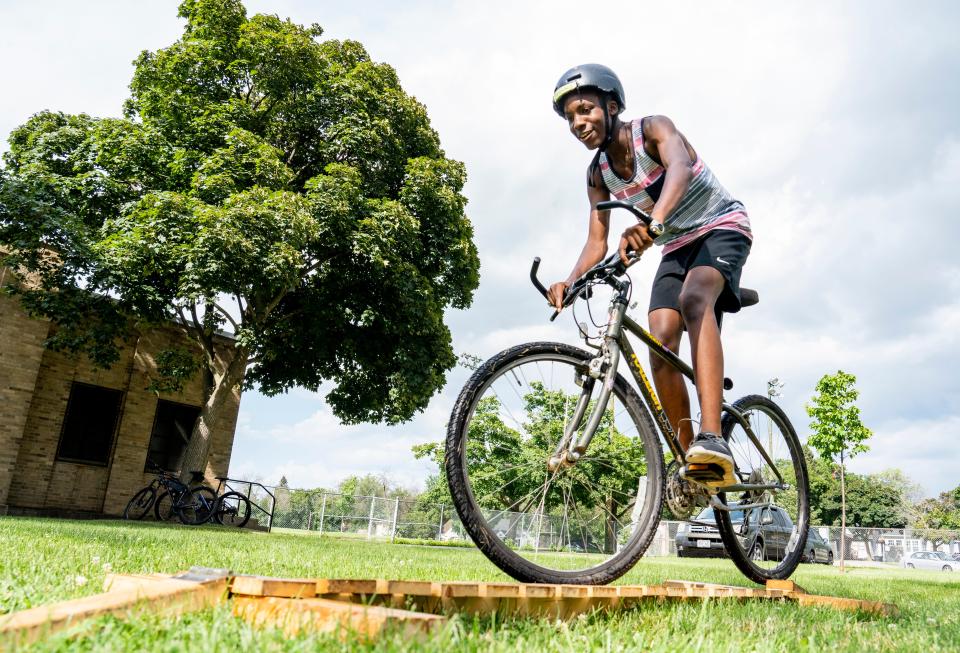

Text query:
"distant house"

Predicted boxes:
[[0, 267, 241, 517]]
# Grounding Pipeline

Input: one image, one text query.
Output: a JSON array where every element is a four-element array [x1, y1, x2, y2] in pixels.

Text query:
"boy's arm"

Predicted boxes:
[[615, 115, 691, 264], [547, 172, 611, 310], [643, 115, 694, 225]]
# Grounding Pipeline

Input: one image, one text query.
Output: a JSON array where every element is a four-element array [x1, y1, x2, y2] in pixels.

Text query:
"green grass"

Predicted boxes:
[[2, 517, 958, 651]]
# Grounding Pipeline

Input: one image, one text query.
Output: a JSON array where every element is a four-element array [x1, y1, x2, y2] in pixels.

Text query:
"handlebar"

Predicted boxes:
[[530, 201, 663, 320], [531, 250, 632, 321], [594, 200, 665, 238]]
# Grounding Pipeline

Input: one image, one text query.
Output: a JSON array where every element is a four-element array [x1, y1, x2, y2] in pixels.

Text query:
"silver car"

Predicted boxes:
[[901, 551, 955, 572]]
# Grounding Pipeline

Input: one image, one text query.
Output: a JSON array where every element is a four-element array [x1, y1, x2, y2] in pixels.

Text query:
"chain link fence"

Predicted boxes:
[[268, 488, 468, 542], [265, 487, 960, 565]]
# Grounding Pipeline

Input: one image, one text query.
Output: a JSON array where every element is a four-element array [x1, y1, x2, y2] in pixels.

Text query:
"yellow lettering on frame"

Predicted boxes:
[[630, 353, 663, 412]]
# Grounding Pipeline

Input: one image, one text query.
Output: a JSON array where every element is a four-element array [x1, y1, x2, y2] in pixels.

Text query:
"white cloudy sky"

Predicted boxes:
[[2, 1, 958, 497]]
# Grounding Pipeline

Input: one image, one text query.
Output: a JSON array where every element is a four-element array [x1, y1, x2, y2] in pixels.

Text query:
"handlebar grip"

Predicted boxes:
[[530, 257, 549, 299]]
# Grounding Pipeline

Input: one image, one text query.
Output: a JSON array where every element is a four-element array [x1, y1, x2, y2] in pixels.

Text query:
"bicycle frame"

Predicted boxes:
[[559, 283, 788, 510]]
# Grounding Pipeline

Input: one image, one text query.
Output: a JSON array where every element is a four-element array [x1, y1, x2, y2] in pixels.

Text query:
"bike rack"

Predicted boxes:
[[1, 567, 898, 646], [214, 477, 276, 532]]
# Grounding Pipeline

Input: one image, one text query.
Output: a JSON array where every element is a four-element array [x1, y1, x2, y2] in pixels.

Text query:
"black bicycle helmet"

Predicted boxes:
[[553, 63, 627, 168], [552, 63, 626, 118]]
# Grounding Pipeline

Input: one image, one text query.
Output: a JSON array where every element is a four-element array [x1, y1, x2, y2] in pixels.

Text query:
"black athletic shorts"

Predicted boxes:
[[648, 228, 752, 320]]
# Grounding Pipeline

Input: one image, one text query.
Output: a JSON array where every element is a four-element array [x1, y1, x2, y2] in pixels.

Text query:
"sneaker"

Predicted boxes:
[[682, 432, 737, 487]]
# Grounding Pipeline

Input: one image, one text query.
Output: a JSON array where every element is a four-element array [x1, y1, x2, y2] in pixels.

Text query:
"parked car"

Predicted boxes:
[[676, 506, 730, 558], [676, 503, 801, 561], [802, 528, 834, 565], [951, 553, 960, 562], [901, 551, 955, 572]]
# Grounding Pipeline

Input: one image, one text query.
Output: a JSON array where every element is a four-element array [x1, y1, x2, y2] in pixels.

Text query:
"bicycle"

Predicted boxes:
[[445, 200, 809, 586], [210, 479, 253, 528], [124, 464, 216, 525]]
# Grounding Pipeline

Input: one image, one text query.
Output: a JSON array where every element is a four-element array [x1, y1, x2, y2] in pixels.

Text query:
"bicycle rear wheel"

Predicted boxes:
[[215, 492, 252, 527], [714, 395, 810, 583], [123, 487, 155, 520], [446, 342, 664, 585], [177, 486, 217, 525]]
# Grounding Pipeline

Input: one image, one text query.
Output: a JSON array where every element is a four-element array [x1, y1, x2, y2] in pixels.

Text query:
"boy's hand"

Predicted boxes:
[[547, 281, 569, 311], [618, 223, 655, 265]]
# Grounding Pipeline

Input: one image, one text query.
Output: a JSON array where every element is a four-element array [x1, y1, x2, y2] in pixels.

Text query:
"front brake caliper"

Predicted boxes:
[[587, 353, 607, 379]]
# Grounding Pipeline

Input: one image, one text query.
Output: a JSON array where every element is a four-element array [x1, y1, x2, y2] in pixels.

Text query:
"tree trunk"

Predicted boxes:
[[605, 495, 616, 554], [839, 449, 847, 573], [178, 348, 248, 480]]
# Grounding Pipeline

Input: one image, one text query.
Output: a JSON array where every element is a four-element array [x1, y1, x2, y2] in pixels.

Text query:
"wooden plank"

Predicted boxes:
[[232, 596, 446, 639], [0, 572, 227, 646], [664, 579, 748, 591], [230, 576, 317, 599], [791, 593, 899, 617], [316, 579, 377, 595], [765, 579, 807, 595]]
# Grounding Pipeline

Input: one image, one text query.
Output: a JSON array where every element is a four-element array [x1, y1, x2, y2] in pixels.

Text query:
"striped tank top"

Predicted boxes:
[[598, 118, 751, 253]]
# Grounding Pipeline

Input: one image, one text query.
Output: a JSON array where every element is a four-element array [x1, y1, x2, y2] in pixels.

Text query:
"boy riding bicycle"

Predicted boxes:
[[547, 64, 751, 488]]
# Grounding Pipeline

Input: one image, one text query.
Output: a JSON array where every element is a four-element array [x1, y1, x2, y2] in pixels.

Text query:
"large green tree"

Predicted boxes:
[[805, 370, 873, 571], [913, 485, 960, 549], [0, 0, 479, 475]]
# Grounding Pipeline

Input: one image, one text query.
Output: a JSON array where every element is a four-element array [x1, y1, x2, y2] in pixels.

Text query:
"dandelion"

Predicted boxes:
[[102, 563, 113, 573], [74, 575, 88, 587], [92, 556, 100, 565]]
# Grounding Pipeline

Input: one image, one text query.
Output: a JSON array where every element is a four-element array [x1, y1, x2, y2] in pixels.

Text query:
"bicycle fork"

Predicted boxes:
[[547, 298, 627, 472]]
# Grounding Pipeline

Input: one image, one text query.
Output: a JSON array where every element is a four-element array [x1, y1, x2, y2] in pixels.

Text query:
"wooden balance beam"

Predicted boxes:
[[0, 569, 898, 645]]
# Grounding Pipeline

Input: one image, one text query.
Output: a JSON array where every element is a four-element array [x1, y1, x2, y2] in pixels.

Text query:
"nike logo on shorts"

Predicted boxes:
[[716, 257, 731, 265]]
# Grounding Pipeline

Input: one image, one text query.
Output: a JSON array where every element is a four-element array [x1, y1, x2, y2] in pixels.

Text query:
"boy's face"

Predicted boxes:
[[562, 91, 615, 150]]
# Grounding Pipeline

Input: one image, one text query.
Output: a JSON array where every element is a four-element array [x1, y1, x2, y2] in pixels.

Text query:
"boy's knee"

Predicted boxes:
[[679, 287, 713, 323], [648, 324, 681, 372]]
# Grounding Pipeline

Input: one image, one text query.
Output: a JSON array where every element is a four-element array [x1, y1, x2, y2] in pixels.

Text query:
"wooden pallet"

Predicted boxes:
[[0, 568, 898, 645]]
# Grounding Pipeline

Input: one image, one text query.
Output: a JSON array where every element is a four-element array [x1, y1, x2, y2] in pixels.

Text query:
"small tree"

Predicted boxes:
[[0, 0, 479, 477], [806, 370, 872, 572]]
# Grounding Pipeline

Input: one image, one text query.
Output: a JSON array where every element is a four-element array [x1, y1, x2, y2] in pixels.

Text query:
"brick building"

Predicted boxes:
[[0, 274, 242, 517]]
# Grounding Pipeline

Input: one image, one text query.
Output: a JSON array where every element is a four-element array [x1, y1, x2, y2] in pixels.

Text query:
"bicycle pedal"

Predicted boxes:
[[681, 463, 725, 483]]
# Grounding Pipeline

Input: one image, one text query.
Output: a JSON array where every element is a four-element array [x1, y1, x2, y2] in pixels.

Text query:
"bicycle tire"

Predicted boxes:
[[215, 491, 252, 527], [154, 491, 177, 522], [177, 486, 217, 525], [446, 341, 664, 585], [714, 394, 810, 584], [123, 487, 156, 520]]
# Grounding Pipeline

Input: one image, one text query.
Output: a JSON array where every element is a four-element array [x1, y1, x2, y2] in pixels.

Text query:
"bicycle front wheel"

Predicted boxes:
[[177, 486, 217, 525], [154, 491, 177, 522], [715, 395, 810, 584], [446, 342, 664, 585], [215, 492, 252, 527], [123, 487, 155, 520]]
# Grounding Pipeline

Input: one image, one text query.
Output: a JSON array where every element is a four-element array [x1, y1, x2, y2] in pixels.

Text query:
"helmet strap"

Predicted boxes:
[[600, 96, 616, 151]]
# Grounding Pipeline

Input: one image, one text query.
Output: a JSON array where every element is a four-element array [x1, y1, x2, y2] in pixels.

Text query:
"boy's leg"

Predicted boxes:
[[678, 265, 736, 485], [678, 266, 726, 434], [648, 308, 694, 450]]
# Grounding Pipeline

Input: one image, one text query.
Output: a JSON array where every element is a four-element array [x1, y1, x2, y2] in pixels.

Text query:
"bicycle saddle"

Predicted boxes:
[[740, 288, 759, 308]]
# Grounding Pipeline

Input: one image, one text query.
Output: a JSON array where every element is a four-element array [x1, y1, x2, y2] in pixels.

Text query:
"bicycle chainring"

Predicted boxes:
[[665, 459, 710, 520]]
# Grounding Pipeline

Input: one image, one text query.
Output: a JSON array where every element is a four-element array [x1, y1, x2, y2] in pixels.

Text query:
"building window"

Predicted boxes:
[[145, 400, 201, 472], [56, 382, 124, 466]]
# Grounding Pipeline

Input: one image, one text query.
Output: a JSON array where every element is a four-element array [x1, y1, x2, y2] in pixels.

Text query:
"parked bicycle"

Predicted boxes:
[[123, 464, 216, 525], [445, 200, 809, 586], [211, 478, 253, 528]]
